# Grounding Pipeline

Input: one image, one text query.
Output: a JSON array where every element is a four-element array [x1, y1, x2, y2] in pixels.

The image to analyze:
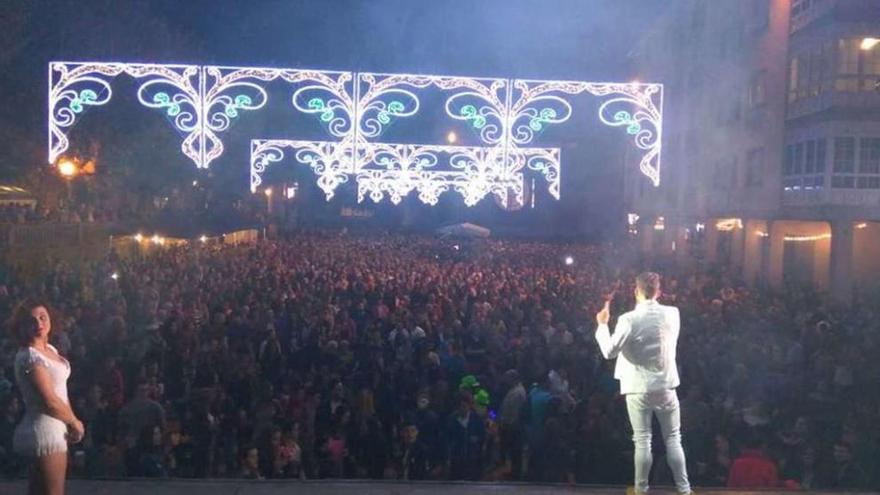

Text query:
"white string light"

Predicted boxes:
[[654, 216, 665, 231], [716, 218, 743, 231], [755, 231, 832, 242], [50, 61, 663, 205]]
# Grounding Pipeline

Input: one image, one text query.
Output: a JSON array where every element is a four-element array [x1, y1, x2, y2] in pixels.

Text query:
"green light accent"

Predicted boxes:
[[460, 104, 487, 129], [69, 89, 98, 114], [225, 94, 254, 118], [529, 107, 557, 131], [377, 100, 406, 125], [614, 110, 641, 135], [307, 97, 335, 123], [153, 92, 181, 117]]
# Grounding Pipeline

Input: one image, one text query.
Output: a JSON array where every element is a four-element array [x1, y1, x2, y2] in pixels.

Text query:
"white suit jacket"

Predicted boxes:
[[595, 299, 681, 395]]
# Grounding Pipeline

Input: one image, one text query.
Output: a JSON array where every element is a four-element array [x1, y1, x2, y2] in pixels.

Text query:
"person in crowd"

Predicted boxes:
[[818, 440, 872, 490], [726, 432, 779, 488], [239, 445, 263, 480], [498, 369, 526, 480], [397, 418, 431, 480], [445, 391, 485, 481], [118, 382, 166, 447], [0, 233, 876, 490]]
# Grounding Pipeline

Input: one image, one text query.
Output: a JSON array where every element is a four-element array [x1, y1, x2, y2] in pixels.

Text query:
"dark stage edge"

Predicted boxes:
[[1, 479, 876, 495]]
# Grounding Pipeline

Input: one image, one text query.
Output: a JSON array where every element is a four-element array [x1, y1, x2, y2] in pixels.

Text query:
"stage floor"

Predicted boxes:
[[0, 479, 873, 495]]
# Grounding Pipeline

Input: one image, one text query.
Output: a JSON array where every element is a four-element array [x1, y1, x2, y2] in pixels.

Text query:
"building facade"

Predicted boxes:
[[627, 0, 880, 301]]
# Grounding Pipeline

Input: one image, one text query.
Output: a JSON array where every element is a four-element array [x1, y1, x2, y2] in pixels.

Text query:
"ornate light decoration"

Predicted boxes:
[[251, 138, 353, 200], [49, 62, 203, 166], [507, 80, 663, 186], [203, 66, 355, 168], [50, 61, 663, 205]]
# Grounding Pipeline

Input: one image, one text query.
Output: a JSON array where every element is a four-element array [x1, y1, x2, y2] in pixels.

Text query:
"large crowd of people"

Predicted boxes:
[[0, 232, 877, 489]]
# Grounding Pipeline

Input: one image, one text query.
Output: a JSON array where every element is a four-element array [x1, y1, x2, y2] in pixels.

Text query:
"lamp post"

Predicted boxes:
[[264, 187, 273, 215]]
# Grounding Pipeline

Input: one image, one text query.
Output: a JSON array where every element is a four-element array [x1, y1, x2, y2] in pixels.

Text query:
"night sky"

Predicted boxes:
[[0, 0, 668, 233]]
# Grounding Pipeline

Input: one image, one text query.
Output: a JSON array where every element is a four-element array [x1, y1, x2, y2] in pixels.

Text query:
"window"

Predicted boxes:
[[789, 43, 836, 102], [784, 145, 794, 175], [796, 54, 809, 99], [834, 137, 856, 173], [788, 57, 799, 102], [794, 143, 804, 174], [805, 175, 825, 189], [859, 138, 880, 173], [805, 140, 816, 173], [746, 148, 765, 187], [857, 177, 880, 189], [832, 176, 855, 188], [808, 48, 826, 97], [816, 138, 827, 172], [836, 38, 861, 92]]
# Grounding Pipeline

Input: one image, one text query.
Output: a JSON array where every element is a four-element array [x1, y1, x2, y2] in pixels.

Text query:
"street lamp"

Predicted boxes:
[[56, 158, 79, 208], [57, 159, 78, 178]]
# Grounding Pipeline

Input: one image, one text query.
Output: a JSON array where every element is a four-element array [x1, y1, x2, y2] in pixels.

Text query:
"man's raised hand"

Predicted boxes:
[[596, 299, 611, 325]]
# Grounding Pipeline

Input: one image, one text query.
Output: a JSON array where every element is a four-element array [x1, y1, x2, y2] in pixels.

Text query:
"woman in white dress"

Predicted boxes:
[[9, 299, 85, 495]]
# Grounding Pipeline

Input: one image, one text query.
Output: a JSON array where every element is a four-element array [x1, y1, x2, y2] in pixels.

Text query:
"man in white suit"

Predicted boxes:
[[595, 272, 691, 495]]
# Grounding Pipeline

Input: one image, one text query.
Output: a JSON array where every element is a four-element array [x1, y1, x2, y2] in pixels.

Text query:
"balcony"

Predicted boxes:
[[783, 187, 880, 206], [787, 90, 880, 121]]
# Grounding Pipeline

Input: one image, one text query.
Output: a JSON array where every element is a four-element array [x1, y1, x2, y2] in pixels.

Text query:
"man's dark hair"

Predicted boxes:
[[636, 272, 661, 299], [744, 428, 768, 450]]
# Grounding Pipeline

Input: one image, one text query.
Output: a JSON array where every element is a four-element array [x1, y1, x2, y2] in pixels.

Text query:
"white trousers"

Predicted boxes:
[[625, 389, 691, 494]]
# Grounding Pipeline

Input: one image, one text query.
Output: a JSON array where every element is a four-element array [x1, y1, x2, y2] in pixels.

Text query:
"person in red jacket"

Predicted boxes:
[[727, 433, 779, 488]]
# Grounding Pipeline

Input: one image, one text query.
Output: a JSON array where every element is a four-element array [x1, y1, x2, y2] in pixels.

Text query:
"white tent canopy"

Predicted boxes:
[[435, 222, 491, 238]]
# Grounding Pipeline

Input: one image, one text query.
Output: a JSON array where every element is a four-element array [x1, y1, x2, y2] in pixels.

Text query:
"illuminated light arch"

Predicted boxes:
[[49, 62, 203, 166], [202, 66, 355, 168], [49, 61, 663, 205]]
